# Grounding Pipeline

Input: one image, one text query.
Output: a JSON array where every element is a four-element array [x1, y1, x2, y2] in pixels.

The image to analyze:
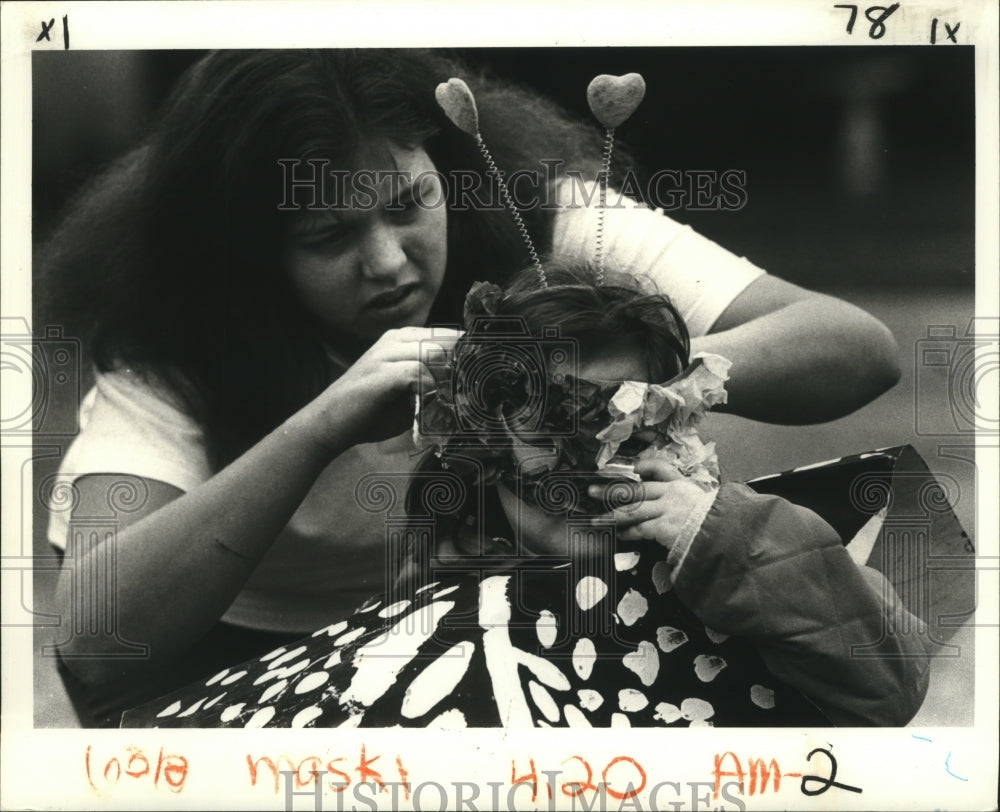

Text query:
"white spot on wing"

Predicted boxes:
[[220, 670, 247, 685], [277, 659, 311, 679], [244, 706, 276, 728], [295, 671, 330, 694], [622, 641, 659, 686], [614, 551, 640, 571], [177, 697, 207, 718], [681, 697, 715, 722], [253, 669, 281, 686], [333, 627, 366, 648], [313, 620, 348, 638], [156, 701, 182, 718], [358, 598, 381, 613], [573, 638, 596, 680], [379, 600, 412, 619], [259, 680, 288, 704], [656, 626, 688, 653], [536, 610, 558, 648], [291, 706, 323, 728], [618, 689, 649, 712], [219, 703, 245, 723], [575, 577, 608, 611], [616, 589, 648, 626], [268, 646, 307, 669], [653, 702, 681, 724], [751, 684, 776, 709], [693, 654, 727, 682]]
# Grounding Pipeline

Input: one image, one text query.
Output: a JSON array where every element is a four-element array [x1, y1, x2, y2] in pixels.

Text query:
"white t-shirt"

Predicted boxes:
[[48, 199, 763, 633]]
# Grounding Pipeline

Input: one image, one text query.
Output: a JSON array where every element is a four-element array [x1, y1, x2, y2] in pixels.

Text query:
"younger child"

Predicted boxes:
[[403, 262, 930, 727]]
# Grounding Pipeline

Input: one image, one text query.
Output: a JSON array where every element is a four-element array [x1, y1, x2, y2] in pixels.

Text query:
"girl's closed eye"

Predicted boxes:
[[292, 218, 353, 251], [404, 172, 445, 214], [387, 191, 420, 222]]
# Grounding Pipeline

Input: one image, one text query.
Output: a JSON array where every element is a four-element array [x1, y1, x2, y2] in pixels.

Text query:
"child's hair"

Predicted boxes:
[[397, 262, 690, 586], [491, 259, 690, 383]]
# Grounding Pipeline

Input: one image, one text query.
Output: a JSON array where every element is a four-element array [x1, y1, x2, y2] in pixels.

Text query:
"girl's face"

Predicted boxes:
[[498, 343, 652, 558], [283, 144, 448, 343]]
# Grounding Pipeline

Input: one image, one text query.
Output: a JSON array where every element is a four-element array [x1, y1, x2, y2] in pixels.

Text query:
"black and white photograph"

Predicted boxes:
[[2, 2, 997, 810]]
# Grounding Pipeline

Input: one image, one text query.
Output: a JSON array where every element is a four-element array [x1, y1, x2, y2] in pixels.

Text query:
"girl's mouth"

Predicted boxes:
[[366, 283, 419, 311]]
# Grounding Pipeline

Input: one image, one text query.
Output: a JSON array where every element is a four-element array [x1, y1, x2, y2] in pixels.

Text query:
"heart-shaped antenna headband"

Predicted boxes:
[[587, 73, 646, 283], [435, 73, 646, 286], [435, 78, 547, 286]]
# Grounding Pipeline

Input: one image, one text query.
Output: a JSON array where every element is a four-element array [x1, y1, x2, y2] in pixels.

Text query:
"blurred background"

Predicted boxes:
[[28, 47, 980, 727]]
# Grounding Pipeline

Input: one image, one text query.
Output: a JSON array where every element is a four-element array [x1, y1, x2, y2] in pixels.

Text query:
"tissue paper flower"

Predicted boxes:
[[593, 354, 731, 485]]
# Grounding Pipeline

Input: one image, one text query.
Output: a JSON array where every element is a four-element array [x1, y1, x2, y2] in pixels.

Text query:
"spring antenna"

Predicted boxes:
[[586, 73, 647, 285], [435, 78, 547, 288], [476, 136, 546, 286], [595, 127, 615, 284]]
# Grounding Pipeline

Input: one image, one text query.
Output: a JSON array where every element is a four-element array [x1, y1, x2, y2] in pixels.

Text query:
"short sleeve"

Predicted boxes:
[[46, 368, 212, 549], [550, 183, 765, 337]]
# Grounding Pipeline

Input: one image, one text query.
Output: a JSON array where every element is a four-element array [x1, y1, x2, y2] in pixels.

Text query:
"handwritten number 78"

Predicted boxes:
[[834, 4, 900, 39]]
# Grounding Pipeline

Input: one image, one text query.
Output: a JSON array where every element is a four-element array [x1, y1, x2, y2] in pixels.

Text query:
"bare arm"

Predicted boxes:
[[54, 327, 459, 686], [690, 275, 901, 423], [56, 414, 337, 685]]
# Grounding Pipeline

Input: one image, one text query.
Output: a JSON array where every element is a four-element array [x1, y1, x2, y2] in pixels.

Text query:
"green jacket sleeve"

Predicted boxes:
[[669, 482, 930, 726]]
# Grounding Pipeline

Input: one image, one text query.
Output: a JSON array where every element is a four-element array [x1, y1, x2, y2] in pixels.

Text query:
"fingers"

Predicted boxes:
[[617, 521, 671, 548], [368, 360, 437, 396], [378, 326, 464, 348], [590, 499, 663, 527], [634, 458, 684, 482], [372, 327, 464, 365], [588, 482, 655, 503], [399, 361, 438, 395]]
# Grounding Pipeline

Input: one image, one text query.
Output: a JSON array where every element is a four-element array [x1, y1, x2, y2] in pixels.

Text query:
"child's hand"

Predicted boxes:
[[588, 458, 714, 550]]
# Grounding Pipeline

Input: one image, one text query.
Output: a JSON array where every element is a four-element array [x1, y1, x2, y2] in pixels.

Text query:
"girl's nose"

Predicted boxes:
[[359, 222, 407, 281]]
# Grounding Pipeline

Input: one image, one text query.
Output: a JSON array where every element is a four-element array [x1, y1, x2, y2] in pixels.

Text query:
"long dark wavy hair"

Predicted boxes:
[[39, 50, 615, 468]]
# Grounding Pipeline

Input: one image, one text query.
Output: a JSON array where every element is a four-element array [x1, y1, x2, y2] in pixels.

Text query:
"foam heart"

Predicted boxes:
[[587, 73, 646, 129], [435, 78, 479, 136]]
